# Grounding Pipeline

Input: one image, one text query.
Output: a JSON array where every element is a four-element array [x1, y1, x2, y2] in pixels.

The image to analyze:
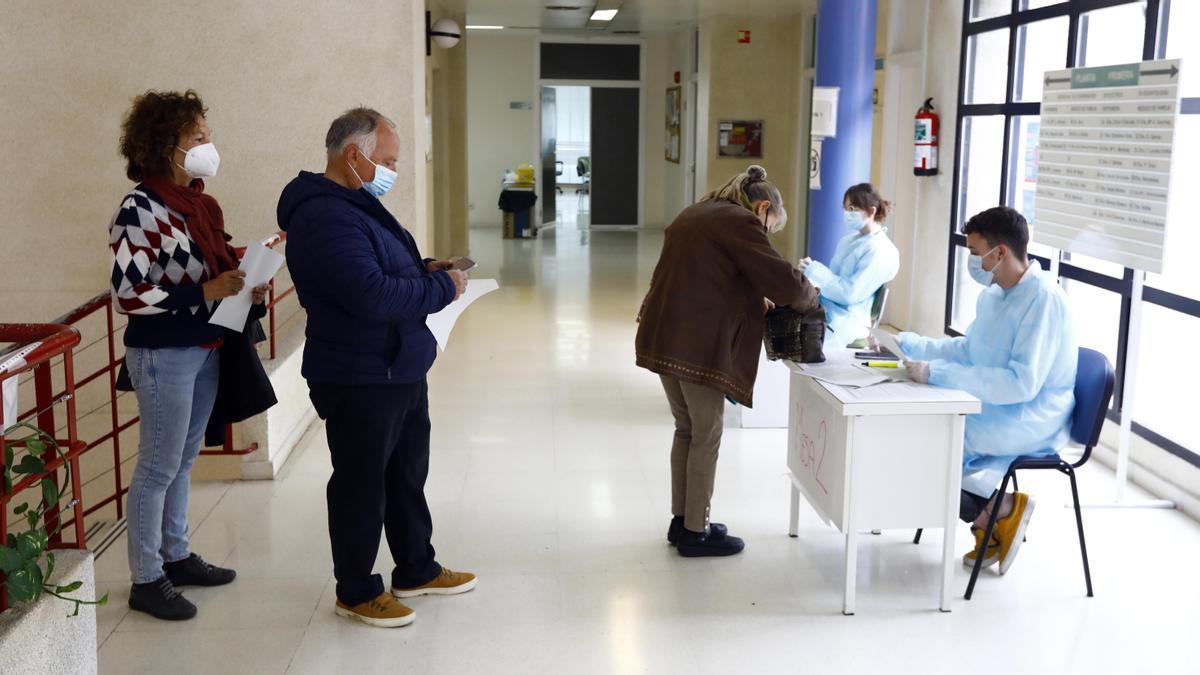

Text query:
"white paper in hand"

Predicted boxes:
[[1, 343, 37, 432], [426, 279, 499, 350], [869, 327, 908, 361], [208, 241, 285, 332]]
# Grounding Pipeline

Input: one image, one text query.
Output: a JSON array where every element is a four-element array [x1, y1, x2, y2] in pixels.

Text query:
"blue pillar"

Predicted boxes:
[[807, 0, 878, 264]]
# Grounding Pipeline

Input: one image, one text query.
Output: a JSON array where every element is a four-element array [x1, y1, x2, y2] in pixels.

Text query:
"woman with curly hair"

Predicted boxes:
[[110, 90, 265, 620]]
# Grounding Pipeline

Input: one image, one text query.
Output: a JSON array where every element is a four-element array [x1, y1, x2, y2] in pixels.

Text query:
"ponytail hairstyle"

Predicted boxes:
[[700, 164, 788, 233], [843, 183, 893, 224]]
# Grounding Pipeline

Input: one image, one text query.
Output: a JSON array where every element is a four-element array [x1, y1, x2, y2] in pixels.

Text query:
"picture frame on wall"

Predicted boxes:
[[717, 119, 763, 158], [665, 86, 682, 163]]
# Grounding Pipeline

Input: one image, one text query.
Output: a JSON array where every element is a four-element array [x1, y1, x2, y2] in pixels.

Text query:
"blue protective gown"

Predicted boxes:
[[898, 265, 1077, 497], [804, 228, 900, 349]]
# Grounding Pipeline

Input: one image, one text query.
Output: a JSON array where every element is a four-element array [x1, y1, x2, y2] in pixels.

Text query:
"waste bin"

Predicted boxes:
[[498, 187, 538, 239]]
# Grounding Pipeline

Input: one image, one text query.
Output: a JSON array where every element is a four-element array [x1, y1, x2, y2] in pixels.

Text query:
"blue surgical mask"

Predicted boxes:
[[843, 209, 867, 232], [967, 246, 999, 286], [348, 150, 397, 198]]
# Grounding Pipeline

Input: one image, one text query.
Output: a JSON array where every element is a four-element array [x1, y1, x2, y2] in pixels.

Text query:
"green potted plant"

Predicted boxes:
[[1, 422, 107, 615]]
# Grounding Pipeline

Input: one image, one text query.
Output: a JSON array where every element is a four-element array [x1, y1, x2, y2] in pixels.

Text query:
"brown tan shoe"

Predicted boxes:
[[335, 592, 415, 628], [392, 566, 477, 598]]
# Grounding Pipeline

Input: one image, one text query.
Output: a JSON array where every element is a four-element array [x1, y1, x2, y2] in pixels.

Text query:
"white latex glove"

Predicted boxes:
[[904, 360, 930, 384], [797, 257, 811, 273]]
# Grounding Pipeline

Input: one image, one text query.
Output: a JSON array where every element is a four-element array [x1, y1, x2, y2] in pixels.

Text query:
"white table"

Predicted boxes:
[[785, 353, 980, 614]]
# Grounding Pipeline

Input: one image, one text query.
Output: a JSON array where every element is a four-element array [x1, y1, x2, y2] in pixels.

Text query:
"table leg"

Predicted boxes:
[[843, 531, 857, 615], [789, 482, 800, 538], [940, 415, 965, 612]]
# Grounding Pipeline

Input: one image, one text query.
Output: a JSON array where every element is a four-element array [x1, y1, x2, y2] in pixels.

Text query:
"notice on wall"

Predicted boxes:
[[811, 86, 839, 138], [1033, 59, 1182, 273]]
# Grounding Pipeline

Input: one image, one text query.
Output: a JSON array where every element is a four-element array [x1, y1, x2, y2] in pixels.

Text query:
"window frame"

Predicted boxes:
[[949, 0, 1200, 467]]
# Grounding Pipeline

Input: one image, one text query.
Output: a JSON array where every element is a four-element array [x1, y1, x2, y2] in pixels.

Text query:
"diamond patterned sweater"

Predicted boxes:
[[108, 184, 224, 347]]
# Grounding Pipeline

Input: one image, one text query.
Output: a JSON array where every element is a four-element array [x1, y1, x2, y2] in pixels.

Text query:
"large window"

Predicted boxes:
[[951, 0, 1200, 467]]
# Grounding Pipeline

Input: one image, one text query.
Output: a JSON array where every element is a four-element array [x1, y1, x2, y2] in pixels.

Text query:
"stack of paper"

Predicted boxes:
[[796, 362, 892, 388]]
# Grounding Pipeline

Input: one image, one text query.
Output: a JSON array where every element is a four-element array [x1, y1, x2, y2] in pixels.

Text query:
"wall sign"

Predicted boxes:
[[737, 30, 751, 44], [810, 138, 822, 190], [1033, 59, 1182, 273], [717, 120, 763, 158], [811, 86, 839, 138]]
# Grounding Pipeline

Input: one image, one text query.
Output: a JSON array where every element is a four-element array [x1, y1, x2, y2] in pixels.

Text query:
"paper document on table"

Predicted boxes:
[[869, 327, 907, 361], [797, 362, 891, 388], [835, 380, 969, 403], [208, 242, 285, 332], [426, 279, 499, 351]]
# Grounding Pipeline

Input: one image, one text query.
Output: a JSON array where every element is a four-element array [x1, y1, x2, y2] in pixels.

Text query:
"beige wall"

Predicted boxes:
[[645, 29, 693, 228], [426, 3, 470, 257], [0, 0, 428, 324], [698, 13, 812, 259], [465, 33, 538, 228]]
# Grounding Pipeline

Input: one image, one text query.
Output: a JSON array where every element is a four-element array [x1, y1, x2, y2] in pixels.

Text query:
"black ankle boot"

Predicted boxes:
[[676, 527, 745, 557], [164, 553, 237, 587], [666, 516, 728, 545], [129, 576, 197, 621]]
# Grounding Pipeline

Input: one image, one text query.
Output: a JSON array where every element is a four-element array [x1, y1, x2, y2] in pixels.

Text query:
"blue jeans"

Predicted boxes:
[[125, 346, 219, 584]]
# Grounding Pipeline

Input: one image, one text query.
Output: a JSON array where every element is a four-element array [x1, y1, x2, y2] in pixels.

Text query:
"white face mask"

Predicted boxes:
[[175, 143, 220, 178], [967, 245, 1000, 286]]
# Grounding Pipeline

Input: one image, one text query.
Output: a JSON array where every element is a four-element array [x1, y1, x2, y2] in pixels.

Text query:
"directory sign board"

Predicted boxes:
[[1033, 59, 1182, 273]]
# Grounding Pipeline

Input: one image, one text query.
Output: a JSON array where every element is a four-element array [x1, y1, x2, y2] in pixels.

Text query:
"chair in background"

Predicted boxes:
[[914, 347, 1114, 600], [576, 156, 591, 197], [555, 160, 564, 195]]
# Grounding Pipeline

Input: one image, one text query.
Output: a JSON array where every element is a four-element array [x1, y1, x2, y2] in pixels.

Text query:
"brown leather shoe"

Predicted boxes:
[[335, 592, 415, 628], [392, 566, 477, 598]]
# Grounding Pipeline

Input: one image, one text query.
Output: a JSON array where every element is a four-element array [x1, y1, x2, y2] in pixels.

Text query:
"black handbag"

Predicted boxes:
[[763, 305, 826, 363]]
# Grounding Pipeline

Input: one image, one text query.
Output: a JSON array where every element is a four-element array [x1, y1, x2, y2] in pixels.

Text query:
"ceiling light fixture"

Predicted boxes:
[[590, 9, 618, 21]]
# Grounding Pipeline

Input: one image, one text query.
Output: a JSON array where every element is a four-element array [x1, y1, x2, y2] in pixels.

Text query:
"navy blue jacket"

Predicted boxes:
[[277, 172, 455, 385]]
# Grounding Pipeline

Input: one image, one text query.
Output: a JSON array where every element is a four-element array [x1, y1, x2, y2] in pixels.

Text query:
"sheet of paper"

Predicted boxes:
[[426, 278, 499, 351], [797, 361, 891, 388], [208, 241, 285, 332], [869, 327, 908, 361], [0, 342, 37, 432]]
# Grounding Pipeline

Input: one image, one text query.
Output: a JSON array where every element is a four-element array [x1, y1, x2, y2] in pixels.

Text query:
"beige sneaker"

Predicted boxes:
[[392, 567, 477, 598], [335, 592, 415, 628]]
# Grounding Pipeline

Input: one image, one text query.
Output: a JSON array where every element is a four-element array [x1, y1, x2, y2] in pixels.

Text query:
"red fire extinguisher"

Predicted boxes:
[[914, 98, 938, 176]]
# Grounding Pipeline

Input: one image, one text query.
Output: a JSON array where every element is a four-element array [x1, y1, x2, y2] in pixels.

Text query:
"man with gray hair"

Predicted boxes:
[[276, 107, 475, 628]]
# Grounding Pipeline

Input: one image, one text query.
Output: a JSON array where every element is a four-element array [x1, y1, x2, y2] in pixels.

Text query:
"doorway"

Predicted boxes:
[[537, 41, 643, 228], [541, 85, 592, 228]]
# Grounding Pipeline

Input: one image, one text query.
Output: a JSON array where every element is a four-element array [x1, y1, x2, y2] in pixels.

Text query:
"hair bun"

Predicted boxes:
[[746, 164, 767, 182]]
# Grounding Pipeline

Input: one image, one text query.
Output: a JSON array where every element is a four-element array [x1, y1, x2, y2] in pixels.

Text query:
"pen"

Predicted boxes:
[[863, 361, 900, 368]]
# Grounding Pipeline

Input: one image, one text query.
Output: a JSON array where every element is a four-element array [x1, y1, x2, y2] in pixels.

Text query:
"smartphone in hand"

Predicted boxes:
[[448, 256, 477, 272]]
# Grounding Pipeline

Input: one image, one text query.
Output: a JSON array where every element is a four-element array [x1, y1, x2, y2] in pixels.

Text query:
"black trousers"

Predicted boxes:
[[960, 490, 994, 524], [309, 379, 441, 606]]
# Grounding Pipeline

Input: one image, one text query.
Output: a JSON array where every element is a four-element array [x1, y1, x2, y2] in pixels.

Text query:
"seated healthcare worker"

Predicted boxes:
[[898, 206, 1076, 575], [798, 183, 900, 350]]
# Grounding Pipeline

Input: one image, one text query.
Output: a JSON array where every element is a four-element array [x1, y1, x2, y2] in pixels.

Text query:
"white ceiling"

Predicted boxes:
[[459, 0, 812, 34]]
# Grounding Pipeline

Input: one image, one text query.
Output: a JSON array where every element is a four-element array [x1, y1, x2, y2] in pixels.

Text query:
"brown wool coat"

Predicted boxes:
[[635, 200, 819, 407]]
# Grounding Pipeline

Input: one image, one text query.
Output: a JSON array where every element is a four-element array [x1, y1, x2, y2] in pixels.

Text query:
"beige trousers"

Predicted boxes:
[[659, 375, 725, 532]]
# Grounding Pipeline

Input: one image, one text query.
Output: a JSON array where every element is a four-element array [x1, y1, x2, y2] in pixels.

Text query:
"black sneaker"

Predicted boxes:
[[129, 576, 197, 621], [666, 516, 728, 546], [163, 553, 237, 587], [676, 527, 745, 558]]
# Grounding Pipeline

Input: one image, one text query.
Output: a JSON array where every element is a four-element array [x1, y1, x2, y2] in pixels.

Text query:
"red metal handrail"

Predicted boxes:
[[0, 323, 85, 612], [0, 233, 296, 612]]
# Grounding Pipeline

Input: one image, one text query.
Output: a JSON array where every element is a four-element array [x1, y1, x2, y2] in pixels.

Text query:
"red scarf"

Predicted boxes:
[[143, 175, 238, 274]]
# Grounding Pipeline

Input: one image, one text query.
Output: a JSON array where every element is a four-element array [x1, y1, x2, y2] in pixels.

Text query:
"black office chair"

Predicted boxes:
[[555, 160, 564, 195], [914, 348, 1114, 600], [576, 156, 590, 196]]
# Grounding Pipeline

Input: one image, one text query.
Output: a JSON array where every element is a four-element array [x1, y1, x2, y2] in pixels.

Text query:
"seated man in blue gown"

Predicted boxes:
[[898, 206, 1077, 575]]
